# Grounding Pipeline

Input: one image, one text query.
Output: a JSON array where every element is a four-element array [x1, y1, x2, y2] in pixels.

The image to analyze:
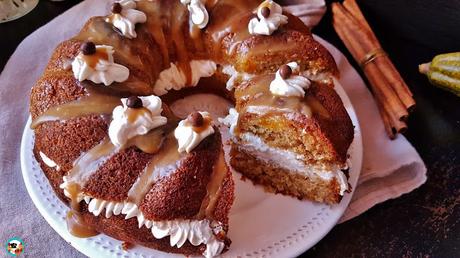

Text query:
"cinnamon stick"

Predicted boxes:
[[332, 2, 416, 139], [336, 20, 405, 137], [342, 0, 416, 111], [333, 4, 408, 121], [343, 0, 376, 41]]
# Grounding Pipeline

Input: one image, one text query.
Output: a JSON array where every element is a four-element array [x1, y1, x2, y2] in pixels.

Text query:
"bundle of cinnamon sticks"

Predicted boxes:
[[332, 0, 415, 139]]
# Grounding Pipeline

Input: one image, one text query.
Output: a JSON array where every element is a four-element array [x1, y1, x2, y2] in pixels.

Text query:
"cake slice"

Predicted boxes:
[[221, 68, 353, 204]]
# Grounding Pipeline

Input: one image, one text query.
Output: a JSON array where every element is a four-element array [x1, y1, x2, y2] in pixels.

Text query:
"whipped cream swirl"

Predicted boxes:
[[222, 65, 254, 91], [248, 0, 288, 36], [108, 95, 167, 147], [181, 0, 209, 29], [218, 108, 239, 136], [174, 111, 214, 153], [105, 0, 147, 39], [269, 62, 311, 97], [82, 195, 225, 258], [72, 45, 129, 86], [154, 60, 216, 95]]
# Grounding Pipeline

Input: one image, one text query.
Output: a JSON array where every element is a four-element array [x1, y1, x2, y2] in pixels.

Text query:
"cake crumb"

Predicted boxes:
[[122, 242, 134, 250]]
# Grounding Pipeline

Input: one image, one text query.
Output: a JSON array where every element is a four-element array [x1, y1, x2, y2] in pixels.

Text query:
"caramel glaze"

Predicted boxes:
[[81, 47, 110, 68], [192, 116, 213, 133], [235, 74, 314, 117], [66, 183, 99, 238], [66, 138, 118, 188], [31, 85, 121, 129], [127, 132, 184, 205], [206, 2, 256, 58], [196, 147, 227, 219], [63, 138, 117, 238], [126, 127, 165, 154]]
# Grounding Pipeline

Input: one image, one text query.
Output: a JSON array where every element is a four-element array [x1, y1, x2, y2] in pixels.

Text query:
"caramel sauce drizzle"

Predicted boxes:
[[66, 138, 118, 186], [191, 116, 212, 133], [171, 3, 193, 85], [238, 74, 311, 116], [74, 18, 142, 68], [64, 139, 118, 238], [66, 183, 99, 238], [196, 148, 227, 219], [237, 74, 331, 118], [127, 132, 184, 205], [105, 13, 121, 26], [136, 1, 170, 66], [190, 24, 204, 52], [126, 127, 165, 154], [206, 0, 258, 58], [31, 86, 121, 129], [81, 48, 110, 68], [125, 106, 152, 123]]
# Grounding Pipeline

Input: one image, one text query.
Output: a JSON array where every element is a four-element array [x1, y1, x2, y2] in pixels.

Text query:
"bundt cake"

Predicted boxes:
[[29, 0, 354, 257]]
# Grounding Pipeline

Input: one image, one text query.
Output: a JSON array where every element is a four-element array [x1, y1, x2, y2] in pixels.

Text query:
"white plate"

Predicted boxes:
[[21, 51, 363, 258]]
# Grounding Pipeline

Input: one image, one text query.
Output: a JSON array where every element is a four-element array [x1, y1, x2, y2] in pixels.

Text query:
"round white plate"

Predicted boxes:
[[20, 44, 363, 258]]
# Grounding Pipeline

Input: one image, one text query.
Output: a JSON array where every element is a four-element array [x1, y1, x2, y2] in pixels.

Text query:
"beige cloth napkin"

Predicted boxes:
[[0, 0, 426, 257], [282, 0, 327, 27], [320, 39, 427, 222]]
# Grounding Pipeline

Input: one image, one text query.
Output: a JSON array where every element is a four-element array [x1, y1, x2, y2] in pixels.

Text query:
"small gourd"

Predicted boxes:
[[419, 52, 460, 97]]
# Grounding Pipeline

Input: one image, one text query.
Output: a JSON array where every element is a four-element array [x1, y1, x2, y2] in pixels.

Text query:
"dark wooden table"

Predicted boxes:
[[1, 1, 458, 257]]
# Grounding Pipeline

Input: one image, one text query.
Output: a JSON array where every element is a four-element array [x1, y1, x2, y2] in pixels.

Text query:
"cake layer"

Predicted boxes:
[[230, 147, 347, 203], [237, 132, 348, 190], [234, 80, 353, 168]]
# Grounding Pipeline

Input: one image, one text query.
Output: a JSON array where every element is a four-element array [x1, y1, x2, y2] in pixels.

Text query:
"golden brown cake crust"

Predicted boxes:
[[83, 147, 153, 202], [307, 82, 354, 163], [33, 116, 108, 172], [139, 129, 223, 221]]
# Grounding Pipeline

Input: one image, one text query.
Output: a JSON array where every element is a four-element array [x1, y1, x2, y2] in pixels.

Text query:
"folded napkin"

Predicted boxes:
[[0, 0, 425, 256], [321, 40, 427, 222]]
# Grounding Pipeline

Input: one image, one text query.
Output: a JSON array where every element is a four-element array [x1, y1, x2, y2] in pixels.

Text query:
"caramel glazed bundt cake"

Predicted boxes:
[[29, 0, 354, 257]]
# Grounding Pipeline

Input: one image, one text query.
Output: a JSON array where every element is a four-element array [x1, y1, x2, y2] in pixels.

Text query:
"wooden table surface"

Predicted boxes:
[[1, 1, 458, 257]]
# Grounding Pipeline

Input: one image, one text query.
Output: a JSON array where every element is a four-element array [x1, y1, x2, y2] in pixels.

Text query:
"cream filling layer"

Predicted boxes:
[[153, 60, 216, 95], [80, 195, 224, 258], [238, 133, 349, 195]]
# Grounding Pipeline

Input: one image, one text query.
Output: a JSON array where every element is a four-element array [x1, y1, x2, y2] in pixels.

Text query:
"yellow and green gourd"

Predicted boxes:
[[419, 52, 460, 96]]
